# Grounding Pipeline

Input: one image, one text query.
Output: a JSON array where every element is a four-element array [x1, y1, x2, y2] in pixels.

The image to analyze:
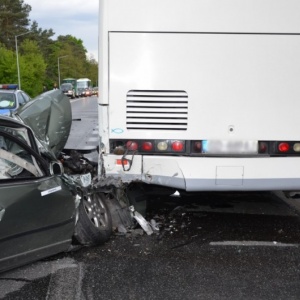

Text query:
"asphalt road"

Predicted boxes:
[[1, 191, 300, 300], [1, 98, 300, 299], [64, 95, 99, 153], [70, 96, 98, 120]]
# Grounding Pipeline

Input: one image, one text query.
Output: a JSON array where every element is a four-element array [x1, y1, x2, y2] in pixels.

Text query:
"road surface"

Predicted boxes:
[[1, 191, 300, 299], [64, 95, 99, 153]]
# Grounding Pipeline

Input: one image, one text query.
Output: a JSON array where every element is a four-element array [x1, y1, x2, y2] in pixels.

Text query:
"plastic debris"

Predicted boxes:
[[117, 224, 127, 234], [171, 190, 180, 197], [150, 219, 160, 232], [129, 206, 153, 235], [131, 228, 144, 237]]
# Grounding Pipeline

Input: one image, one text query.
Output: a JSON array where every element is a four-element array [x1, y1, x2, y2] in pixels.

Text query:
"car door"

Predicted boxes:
[[0, 125, 76, 272]]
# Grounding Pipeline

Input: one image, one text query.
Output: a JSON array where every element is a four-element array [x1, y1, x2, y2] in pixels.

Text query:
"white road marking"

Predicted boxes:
[[210, 241, 299, 247]]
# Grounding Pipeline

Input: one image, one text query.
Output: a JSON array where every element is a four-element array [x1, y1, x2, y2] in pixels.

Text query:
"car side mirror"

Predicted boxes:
[[50, 161, 64, 175]]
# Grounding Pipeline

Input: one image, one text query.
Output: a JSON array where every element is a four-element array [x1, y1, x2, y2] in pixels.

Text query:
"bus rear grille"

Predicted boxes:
[[126, 90, 188, 130]]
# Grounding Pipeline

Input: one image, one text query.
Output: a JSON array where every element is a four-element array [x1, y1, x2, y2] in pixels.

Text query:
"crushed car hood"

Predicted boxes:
[[16, 90, 72, 157]]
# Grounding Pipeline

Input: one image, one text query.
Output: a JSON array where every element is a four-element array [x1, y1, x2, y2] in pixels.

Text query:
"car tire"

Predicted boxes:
[[74, 192, 112, 246]]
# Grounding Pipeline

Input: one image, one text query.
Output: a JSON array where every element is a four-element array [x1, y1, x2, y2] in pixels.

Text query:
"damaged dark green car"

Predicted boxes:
[[0, 90, 112, 273]]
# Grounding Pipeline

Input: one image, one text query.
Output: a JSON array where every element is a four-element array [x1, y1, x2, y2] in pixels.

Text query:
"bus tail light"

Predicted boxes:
[[157, 141, 168, 151], [141, 141, 153, 151], [126, 141, 138, 151], [171, 140, 184, 152], [293, 143, 300, 152], [258, 142, 268, 154], [193, 141, 202, 152], [278, 142, 290, 153]]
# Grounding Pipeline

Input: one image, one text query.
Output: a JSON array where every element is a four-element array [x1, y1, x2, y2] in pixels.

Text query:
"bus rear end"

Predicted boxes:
[[98, 0, 300, 193]]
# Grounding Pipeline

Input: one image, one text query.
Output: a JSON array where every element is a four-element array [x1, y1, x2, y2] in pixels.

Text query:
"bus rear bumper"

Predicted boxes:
[[103, 155, 300, 191]]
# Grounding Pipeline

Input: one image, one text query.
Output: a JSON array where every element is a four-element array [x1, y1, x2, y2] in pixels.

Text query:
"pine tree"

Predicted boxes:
[[0, 0, 31, 49]]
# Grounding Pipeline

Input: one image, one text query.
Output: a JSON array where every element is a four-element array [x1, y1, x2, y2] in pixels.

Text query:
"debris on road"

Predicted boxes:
[[130, 206, 154, 235]]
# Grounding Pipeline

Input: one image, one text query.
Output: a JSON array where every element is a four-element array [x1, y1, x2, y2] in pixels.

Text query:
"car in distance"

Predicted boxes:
[[92, 87, 99, 96], [0, 84, 31, 117], [0, 90, 112, 273], [81, 88, 93, 97], [60, 83, 75, 99]]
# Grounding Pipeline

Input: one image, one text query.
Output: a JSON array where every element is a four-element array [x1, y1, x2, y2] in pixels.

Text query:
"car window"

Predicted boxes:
[[0, 126, 31, 146], [0, 131, 44, 179], [0, 93, 16, 109], [60, 84, 72, 90]]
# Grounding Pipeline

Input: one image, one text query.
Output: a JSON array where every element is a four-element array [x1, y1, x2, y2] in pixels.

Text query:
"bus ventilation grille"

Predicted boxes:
[[126, 90, 188, 130]]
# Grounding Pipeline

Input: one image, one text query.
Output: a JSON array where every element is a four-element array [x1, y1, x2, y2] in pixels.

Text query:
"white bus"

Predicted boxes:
[[98, 0, 300, 206], [77, 78, 92, 97]]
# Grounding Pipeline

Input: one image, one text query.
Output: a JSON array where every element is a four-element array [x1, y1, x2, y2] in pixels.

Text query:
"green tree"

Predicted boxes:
[[43, 34, 96, 87], [29, 21, 55, 59], [54, 35, 87, 80], [29, 20, 56, 89], [0, 44, 17, 83], [19, 39, 46, 96], [0, 0, 31, 49], [86, 54, 98, 87]]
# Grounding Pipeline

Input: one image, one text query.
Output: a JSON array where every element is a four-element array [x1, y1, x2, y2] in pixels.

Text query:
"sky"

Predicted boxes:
[[25, 0, 99, 60]]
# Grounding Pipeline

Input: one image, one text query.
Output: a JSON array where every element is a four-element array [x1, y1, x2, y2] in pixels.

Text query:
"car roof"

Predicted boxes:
[[0, 90, 17, 94]]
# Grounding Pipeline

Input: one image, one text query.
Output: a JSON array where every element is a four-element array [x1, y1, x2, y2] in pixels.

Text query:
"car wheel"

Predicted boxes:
[[74, 192, 112, 245]]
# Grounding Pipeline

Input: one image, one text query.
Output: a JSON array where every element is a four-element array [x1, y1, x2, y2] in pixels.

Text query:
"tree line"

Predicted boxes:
[[0, 0, 98, 97]]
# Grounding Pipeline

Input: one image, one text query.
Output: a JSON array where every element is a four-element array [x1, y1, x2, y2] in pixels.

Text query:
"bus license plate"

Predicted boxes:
[[202, 140, 258, 154]]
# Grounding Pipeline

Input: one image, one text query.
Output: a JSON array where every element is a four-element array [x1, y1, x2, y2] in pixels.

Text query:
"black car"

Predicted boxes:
[[0, 90, 112, 273]]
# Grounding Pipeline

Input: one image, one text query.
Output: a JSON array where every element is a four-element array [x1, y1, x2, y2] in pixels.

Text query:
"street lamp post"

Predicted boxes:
[[58, 55, 68, 87], [15, 31, 31, 90]]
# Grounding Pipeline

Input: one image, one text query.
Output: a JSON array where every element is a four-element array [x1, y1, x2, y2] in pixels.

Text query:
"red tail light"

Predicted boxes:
[[194, 141, 202, 152], [171, 140, 184, 152], [278, 142, 290, 152], [259, 142, 268, 153], [141, 141, 153, 151], [126, 141, 138, 151]]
